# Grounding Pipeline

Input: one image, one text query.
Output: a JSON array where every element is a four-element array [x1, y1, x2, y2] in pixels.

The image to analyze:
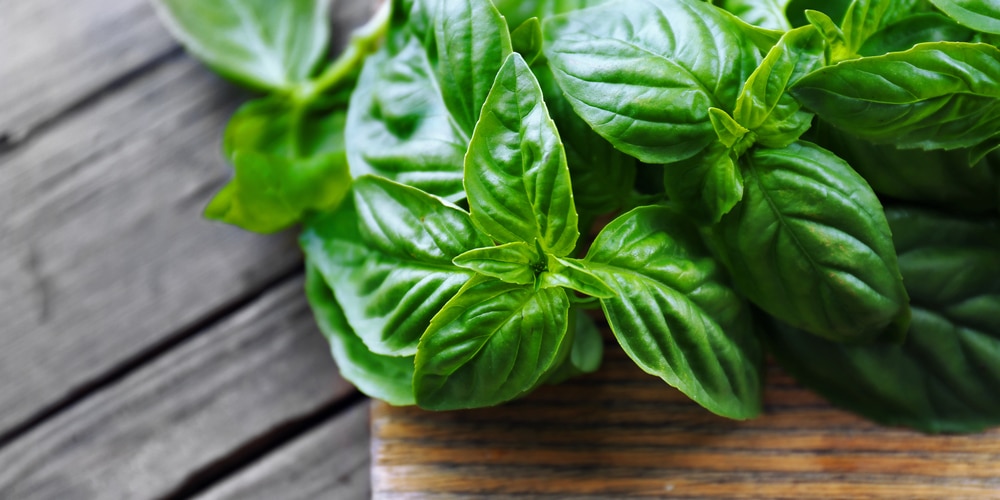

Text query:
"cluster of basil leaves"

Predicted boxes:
[[154, 0, 1000, 432]]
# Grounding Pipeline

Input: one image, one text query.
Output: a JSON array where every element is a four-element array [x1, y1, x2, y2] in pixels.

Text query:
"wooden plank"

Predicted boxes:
[[197, 401, 372, 500], [0, 277, 353, 500], [371, 338, 1000, 498], [0, 0, 176, 144], [0, 54, 303, 434]]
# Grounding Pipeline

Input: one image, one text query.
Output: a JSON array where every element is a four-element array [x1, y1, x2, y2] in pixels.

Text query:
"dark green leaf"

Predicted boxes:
[[859, 13, 975, 56], [413, 277, 571, 409], [734, 25, 826, 148], [812, 121, 1000, 214], [534, 64, 637, 221], [206, 98, 351, 233], [791, 42, 1000, 152], [713, 141, 909, 342], [305, 263, 415, 405], [930, 0, 1000, 35], [511, 18, 544, 65], [152, 0, 330, 90], [722, 0, 793, 30], [841, 0, 891, 56], [301, 178, 491, 356], [586, 206, 763, 419], [543, 0, 761, 164], [765, 208, 1000, 433], [453, 242, 539, 285], [545, 309, 605, 384], [785, 0, 850, 27], [662, 142, 744, 225], [465, 53, 579, 255]]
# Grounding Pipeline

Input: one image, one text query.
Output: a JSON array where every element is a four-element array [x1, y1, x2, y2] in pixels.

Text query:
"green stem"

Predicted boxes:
[[293, 1, 391, 104]]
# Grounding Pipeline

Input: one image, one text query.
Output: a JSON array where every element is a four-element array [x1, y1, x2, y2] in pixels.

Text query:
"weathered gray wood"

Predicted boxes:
[[0, 55, 304, 434], [0, 277, 352, 500], [197, 401, 372, 500], [0, 0, 177, 144]]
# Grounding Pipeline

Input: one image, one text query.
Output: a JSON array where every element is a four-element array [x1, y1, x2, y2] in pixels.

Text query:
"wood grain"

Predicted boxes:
[[0, 0, 176, 145], [0, 277, 351, 500], [372, 337, 1000, 498], [0, 54, 304, 435], [197, 401, 372, 500]]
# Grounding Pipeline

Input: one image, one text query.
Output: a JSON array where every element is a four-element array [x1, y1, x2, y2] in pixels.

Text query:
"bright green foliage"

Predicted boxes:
[[930, 0, 1000, 35]]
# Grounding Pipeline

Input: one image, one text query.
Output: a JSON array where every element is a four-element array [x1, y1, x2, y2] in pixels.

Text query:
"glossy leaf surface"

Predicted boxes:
[[722, 0, 792, 30], [791, 42, 1000, 152], [714, 141, 909, 342], [305, 264, 415, 405], [543, 0, 761, 164], [766, 208, 1000, 433], [414, 277, 571, 409], [859, 13, 975, 56], [586, 206, 763, 419], [301, 178, 491, 356], [453, 242, 538, 285], [465, 54, 579, 255], [153, 0, 330, 90], [662, 142, 744, 225], [930, 0, 1000, 35]]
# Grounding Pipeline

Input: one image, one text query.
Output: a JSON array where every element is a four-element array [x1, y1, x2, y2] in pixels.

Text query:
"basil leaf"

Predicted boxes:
[[345, 0, 511, 201], [722, 0, 793, 30], [859, 13, 976, 56], [535, 64, 637, 221], [543, 0, 761, 164], [734, 25, 826, 149], [791, 42, 1000, 152], [545, 309, 604, 384], [453, 242, 539, 285], [465, 53, 579, 255], [840, 0, 891, 56], [511, 18, 544, 65], [714, 141, 910, 342], [305, 263, 415, 406], [586, 206, 763, 419], [786, 0, 850, 28], [541, 256, 615, 298], [413, 277, 571, 409], [813, 122, 1000, 214], [662, 142, 744, 225], [709, 108, 750, 149], [205, 98, 352, 233], [301, 178, 491, 356], [493, 0, 614, 29], [765, 208, 1000, 433], [930, 0, 1000, 35], [152, 0, 330, 90]]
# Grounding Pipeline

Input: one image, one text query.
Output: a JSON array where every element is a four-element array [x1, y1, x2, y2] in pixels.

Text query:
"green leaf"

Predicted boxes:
[[786, 0, 851, 28], [540, 256, 616, 298], [812, 121, 1000, 214], [206, 98, 351, 233], [722, 0, 793, 30], [662, 142, 745, 225], [305, 263, 415, 406], [765, 208, 1000, 433], [713, 141, 910, 342], [930, 0, 1000, 35], [791, 42, 1000, 152], [534, 64, 638, 221], [543, 0, 762, 164], [152, 0, 330, 90], [413, 277, 571, 409], [465, 53, 579, 255], [734, 25, 826, 149], [511, 18, 544, 65], [804, 9, 852, 61], [586, 206, 763, 419], [859, 13, 976, 56], [840, 0, 891, 56], [301, 178, 491, 356], [345, 0, 512, 201], [545, 309, 605, 383], [493, 0, 615, 29], [709, 108, 750, 149], [453, 242, 539, 285]]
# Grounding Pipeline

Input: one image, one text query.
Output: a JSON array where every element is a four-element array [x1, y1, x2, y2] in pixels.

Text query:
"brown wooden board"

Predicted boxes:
[[0, 277, 352, 500], [371, 336, 1000, 498], [197, 401, 372, 500]]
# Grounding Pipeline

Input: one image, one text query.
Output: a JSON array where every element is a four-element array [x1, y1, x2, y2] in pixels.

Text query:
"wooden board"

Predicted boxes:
[[0, 277, 353, 500], [0, 0, 177, 146], [0, 54, 304, 435], [371, 337, 1000, 498], [196, 401, 372, 500]]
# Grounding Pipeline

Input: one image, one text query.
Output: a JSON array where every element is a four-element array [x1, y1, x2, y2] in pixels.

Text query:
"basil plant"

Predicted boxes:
[[154, 0, 1000, 432]]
